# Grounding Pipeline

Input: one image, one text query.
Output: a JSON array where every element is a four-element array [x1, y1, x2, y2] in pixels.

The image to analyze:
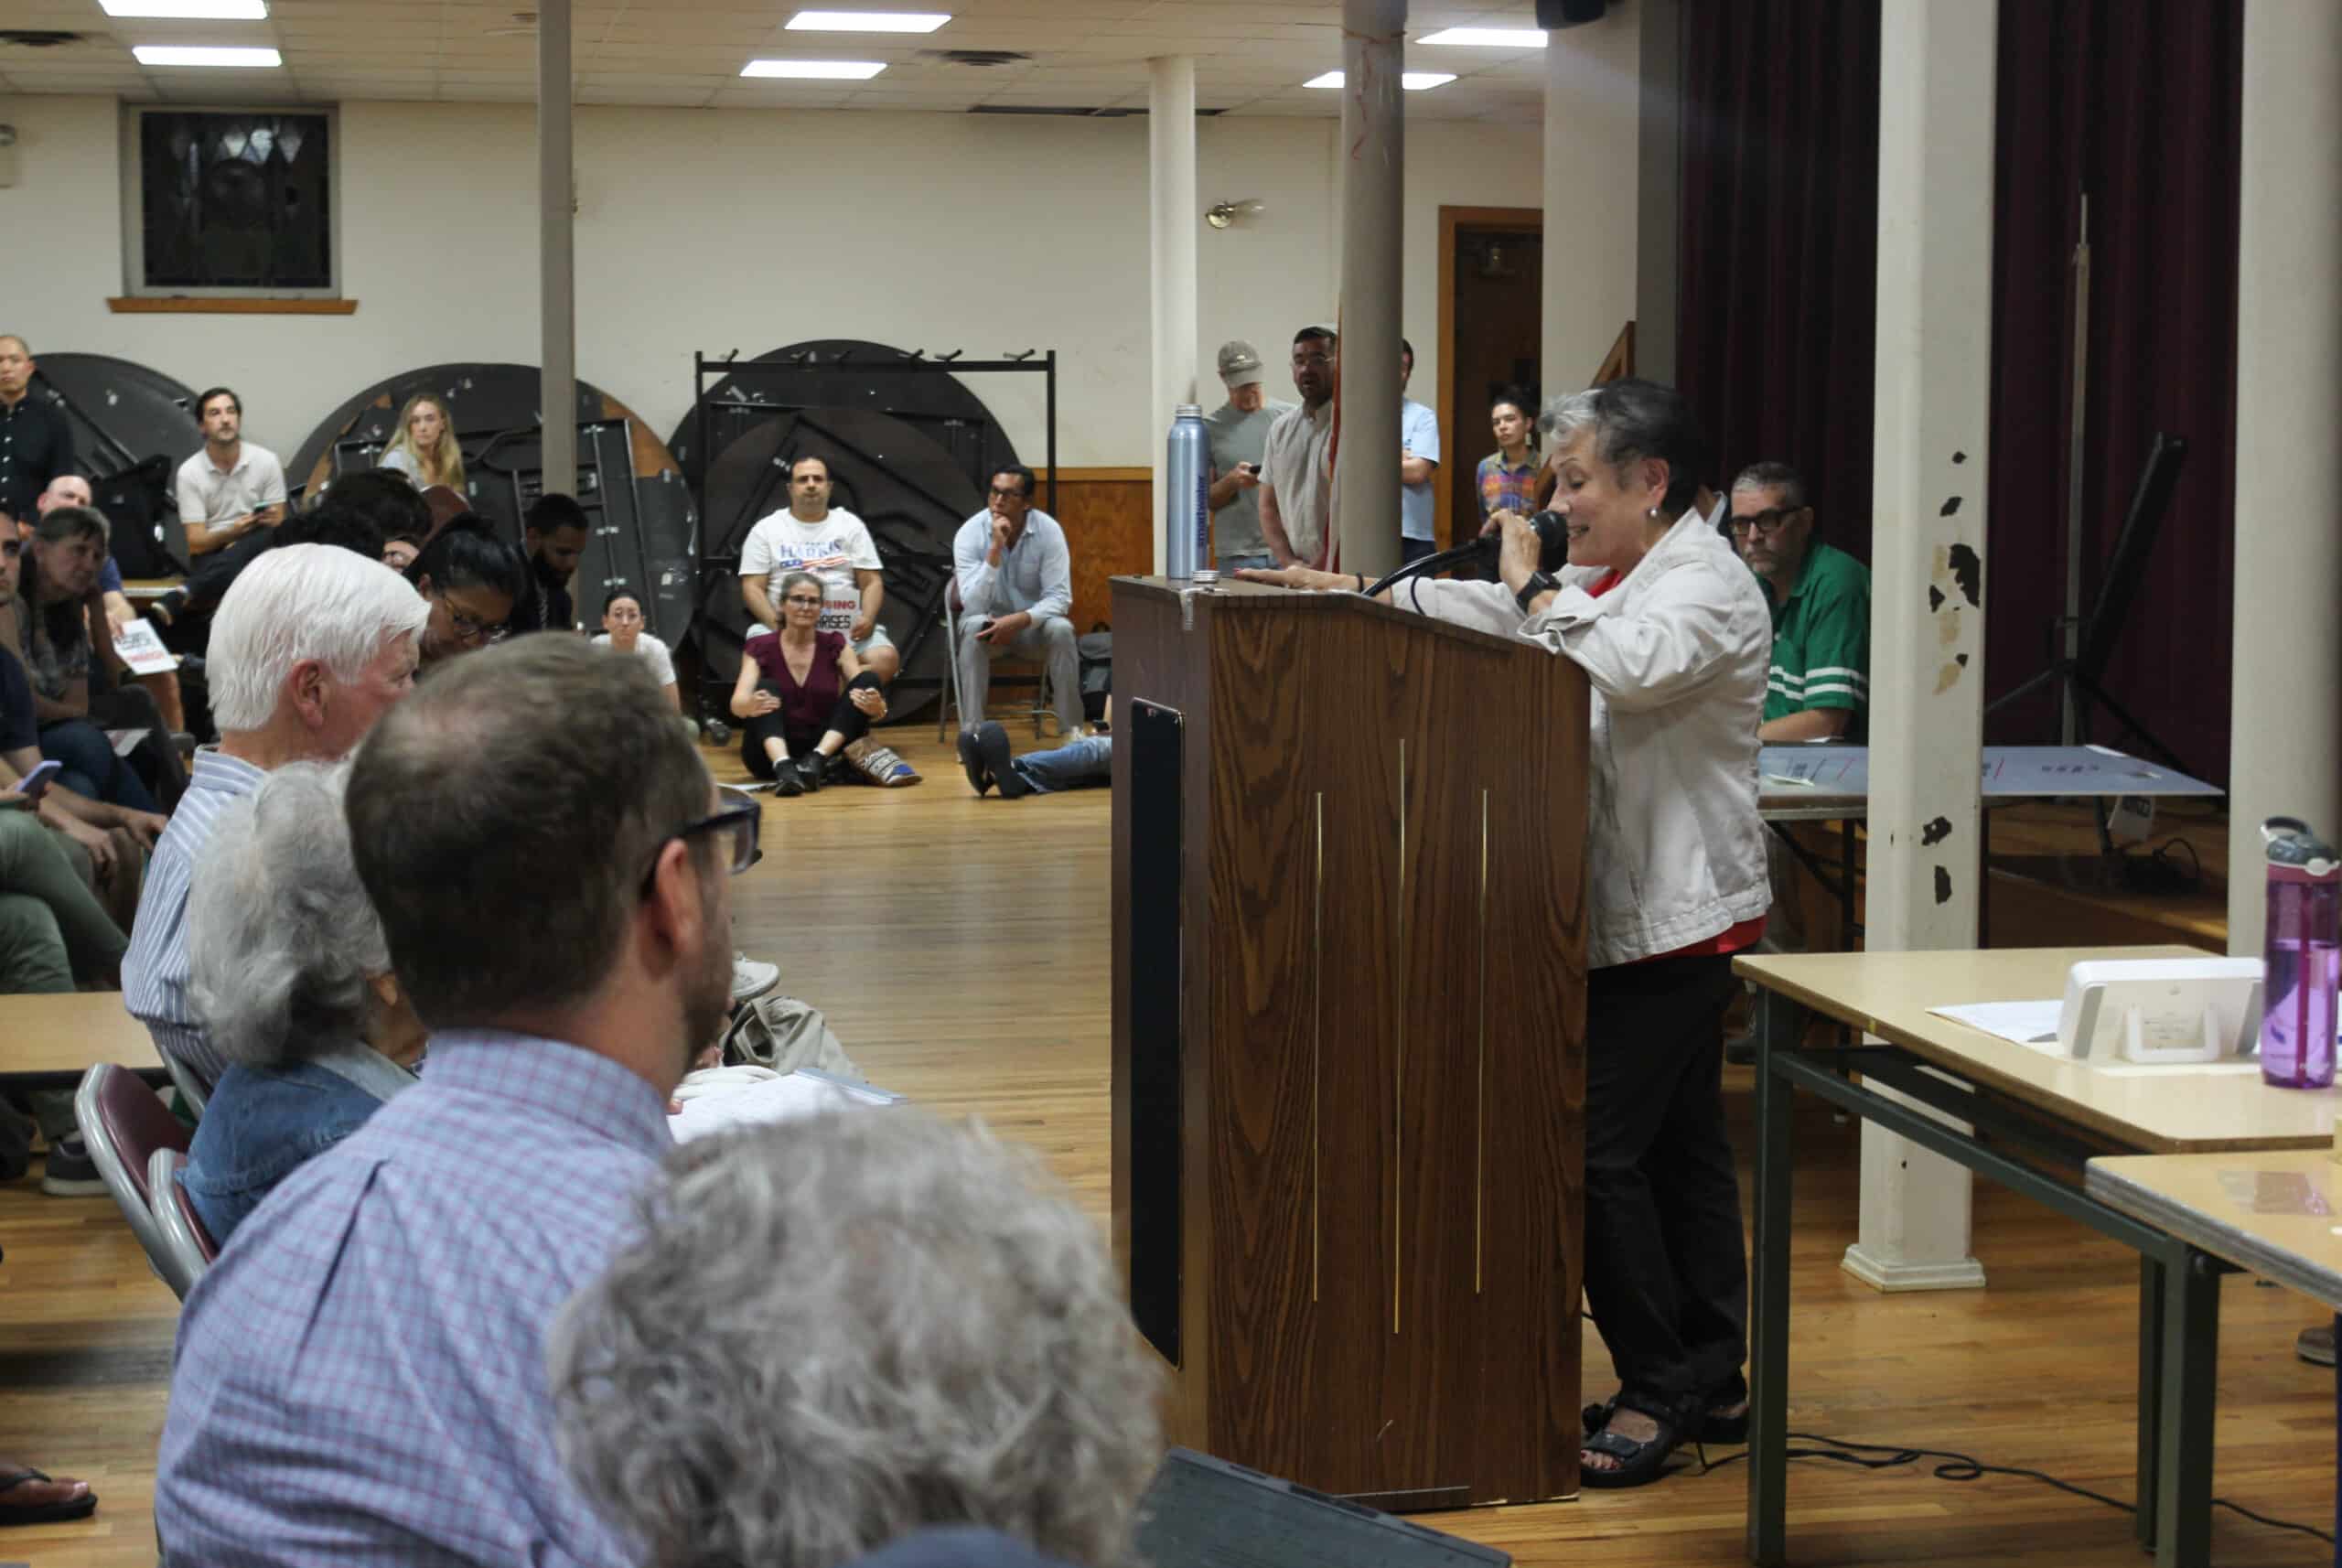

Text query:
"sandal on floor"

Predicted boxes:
[[1585, 1372, 1748, 1446], [0, 1468, 97, 1525], [1580, 1389, 1692, 1490]]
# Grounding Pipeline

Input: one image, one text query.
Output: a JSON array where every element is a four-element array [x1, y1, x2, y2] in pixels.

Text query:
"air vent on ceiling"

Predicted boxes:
[[0, 30, 85, 48], [970, 104, 1137, 117], [924, 48, 1031, 67]]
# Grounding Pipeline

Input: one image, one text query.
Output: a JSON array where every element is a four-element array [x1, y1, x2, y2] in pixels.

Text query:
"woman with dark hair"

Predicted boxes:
[[14, 507, 173, 814], [402, 515, 526, 669], [1240, 378, 1766, 1487], [728, 570, 899, 796]]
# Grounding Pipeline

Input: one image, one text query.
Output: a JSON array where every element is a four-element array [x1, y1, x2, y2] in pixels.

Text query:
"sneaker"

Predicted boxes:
[[957, 729, 993, 796], [794, 756, 823, 794], [40, 1133, 107, 1197], [972, 722, 1030, 800], [2298, 1324, 2336, 1367], [731, 953, 779, 1004], [768, 761, 803, 798], [843, 737, 919, 788]]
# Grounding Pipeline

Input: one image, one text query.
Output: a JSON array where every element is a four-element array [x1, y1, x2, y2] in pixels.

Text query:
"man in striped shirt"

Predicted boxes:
[[123, 546, 428, 1093], [1732, 462, 1869, 744]]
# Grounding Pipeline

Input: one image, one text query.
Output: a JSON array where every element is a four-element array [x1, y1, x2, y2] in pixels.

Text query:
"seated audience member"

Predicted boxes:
[[381, 532, 423, 573], [281, 467, 435, 562], [35, 475, 186, 734], [957, 700, 1112, 800], [125, 546, 428, 1096], [508, 493, 590, 637], [157, 637, 750, 1565], [731, 571, 916, 793], [0, 799, 127, 993], [591, 590, 679, 710], [150, 387, 289, 628], [179, 763, 423, 1243], [740, 454, 899, 683], [1735, 461, 1868, 745], [403, 516, 526, 669], [13, 507, 171, 814], [375, 392, 465, 493], [951, 465, 1083, 740], [550, 1111, 1161, 1568]]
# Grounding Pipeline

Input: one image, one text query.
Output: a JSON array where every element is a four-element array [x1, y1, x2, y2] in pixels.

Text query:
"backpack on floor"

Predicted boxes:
[[720, 993, 865, 1083]]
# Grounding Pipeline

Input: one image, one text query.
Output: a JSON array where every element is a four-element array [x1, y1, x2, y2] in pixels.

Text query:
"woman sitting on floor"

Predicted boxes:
[[728, 570, 909, 795], [179, 762, 426, 1246]]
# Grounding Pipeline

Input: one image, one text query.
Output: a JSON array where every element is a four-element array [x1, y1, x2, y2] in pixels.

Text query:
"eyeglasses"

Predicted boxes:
[[438, 596, 504, 645], [641, 796, 763, 896], [783, 594, 822, 607], [987, 485, 1028, 501], [1729, 507, 1805, 538], [1291, 353, 1334, 370]]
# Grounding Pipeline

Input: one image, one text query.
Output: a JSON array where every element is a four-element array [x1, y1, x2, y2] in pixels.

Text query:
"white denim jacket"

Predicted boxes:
[[1401, 504, 1771, 968]]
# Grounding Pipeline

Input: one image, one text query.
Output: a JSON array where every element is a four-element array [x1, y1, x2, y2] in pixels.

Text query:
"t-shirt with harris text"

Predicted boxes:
[[738, 508, 882, 639]]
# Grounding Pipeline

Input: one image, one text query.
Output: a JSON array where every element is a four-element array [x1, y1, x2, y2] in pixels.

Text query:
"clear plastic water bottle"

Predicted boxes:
[[2260, 816, 2339, 1090], [1165, 404, 1210, 583]]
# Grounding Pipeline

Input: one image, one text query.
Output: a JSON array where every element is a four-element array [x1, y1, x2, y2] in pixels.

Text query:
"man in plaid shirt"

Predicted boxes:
[[156, 637, 748, 1566]]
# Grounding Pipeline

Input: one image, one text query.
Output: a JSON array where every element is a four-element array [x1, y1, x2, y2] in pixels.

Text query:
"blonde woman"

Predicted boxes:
[[377, 393, 467, 494]]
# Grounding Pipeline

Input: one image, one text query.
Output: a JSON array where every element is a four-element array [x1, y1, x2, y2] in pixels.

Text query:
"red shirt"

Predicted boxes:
[[747, 628, 845, 742], [1581, 566, 1767, 961]]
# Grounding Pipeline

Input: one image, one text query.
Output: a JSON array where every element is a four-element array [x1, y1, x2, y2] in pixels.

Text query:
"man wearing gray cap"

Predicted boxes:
[[1202, 340, 1295, 574]]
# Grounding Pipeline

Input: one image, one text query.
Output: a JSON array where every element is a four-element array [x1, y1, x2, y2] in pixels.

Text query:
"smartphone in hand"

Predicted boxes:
[[14, 758, 61, 803]]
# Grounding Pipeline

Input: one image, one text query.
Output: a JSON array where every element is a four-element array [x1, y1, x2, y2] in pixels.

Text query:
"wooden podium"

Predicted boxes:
[[1109, 577, 1588, 1509]]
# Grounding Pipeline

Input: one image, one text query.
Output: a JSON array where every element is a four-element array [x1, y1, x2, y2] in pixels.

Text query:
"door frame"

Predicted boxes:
[[1436, 204, 1545, 550]]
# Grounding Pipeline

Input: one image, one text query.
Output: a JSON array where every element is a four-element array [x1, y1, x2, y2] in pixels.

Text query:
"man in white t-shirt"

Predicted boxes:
[[588, 589, 679, 710], [737, 455, 898, 683], [175, 387, 288, 561]]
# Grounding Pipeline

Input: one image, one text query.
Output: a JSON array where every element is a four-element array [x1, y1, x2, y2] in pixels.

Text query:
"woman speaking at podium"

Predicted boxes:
[[1240, 378, 1770, 1488]]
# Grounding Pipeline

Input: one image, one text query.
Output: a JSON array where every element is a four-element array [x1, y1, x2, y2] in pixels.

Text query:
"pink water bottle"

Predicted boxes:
[[2260, 816, 2339, 1090]]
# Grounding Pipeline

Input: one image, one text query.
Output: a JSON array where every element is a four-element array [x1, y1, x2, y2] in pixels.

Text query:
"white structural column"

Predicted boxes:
[[1148, 56, 1199, 575], [538, 0, 576, 498], [2227, 2, 2342, 958], [1843, 0, 1995, 1294], [1332, 0, 1403, 580]]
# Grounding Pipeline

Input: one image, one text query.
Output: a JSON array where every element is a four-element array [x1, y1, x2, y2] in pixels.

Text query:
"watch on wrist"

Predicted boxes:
[[1516, 571, 1559, 615]]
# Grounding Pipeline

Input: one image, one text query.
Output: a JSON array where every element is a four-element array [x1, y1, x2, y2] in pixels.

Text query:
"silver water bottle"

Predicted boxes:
[[1164, 403, 1212, 583]]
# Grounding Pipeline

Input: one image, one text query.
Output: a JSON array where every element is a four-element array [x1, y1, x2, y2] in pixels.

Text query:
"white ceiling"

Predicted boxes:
[[0, 0, 1553, 118]]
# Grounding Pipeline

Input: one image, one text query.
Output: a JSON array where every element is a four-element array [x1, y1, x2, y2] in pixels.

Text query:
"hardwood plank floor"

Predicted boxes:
[[6, 726, 2326, 1567]]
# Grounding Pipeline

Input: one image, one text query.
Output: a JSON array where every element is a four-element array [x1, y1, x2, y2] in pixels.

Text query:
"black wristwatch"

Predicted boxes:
[[1515, 571, 1559, 615]]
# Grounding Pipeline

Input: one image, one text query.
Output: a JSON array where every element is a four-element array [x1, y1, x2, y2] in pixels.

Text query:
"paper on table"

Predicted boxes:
[[668, 1068, 902, 1144], [1930, 999, 2066, 1051], [113, 618, 179, 674]]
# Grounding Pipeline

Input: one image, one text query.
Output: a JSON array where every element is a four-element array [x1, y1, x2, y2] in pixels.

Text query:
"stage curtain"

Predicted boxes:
[[1984, 0, 2242, 782]]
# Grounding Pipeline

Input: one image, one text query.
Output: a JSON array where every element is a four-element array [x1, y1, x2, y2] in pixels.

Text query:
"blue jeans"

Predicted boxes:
[[38, 719, 160, 813], [1013, 734, 1112, 794]]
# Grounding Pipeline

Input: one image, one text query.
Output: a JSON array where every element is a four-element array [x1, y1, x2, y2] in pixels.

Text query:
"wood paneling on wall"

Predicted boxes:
[[1042, 467, 1152, 630]]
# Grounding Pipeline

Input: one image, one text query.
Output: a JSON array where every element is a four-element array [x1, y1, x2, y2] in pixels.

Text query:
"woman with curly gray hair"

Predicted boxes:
[[549, 1110, 1163, 1568], [178, 761, 425, 1244]]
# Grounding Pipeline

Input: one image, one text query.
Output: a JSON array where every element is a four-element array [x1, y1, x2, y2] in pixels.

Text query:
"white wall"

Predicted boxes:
[[0, 91, 1626, 470]]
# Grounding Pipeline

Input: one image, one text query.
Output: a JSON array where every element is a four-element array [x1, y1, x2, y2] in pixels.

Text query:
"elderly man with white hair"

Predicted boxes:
[[124, 544, 428, 1099], [551, 1110, 1162, 1568]]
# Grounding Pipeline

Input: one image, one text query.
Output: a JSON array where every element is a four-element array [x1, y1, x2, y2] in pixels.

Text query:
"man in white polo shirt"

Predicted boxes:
[[157, 387, 290, 627]]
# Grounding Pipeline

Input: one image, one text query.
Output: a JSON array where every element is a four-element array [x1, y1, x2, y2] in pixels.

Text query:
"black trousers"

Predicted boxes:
[[1581, 951, 1748, 1410], [739, 671, 879, 780]]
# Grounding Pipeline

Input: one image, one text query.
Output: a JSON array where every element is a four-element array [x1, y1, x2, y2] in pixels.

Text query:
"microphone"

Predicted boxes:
[[1363, 510, 1570, 600]]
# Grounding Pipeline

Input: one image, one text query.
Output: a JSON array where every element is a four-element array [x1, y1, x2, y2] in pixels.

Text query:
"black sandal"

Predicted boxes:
[[1585, 1370, 1748, 1446], [1580, 1388, 1692, 1490]]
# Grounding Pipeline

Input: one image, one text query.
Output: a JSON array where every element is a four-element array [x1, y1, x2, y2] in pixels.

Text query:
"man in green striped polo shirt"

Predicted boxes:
[[1733, 462, 1870, 744]]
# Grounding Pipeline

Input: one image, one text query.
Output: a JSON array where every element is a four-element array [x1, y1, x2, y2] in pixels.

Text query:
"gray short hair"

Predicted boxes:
[[549, 1112, 1164, 1568], [1538, 377, 1711, 516], [778, 569, 823, 604], [188, 762, 388, 1069], [346, 634, 713, 1027], [1732, 459, 1809, 514], [208, 544, 432, 733], [33, 504, 107, 548]]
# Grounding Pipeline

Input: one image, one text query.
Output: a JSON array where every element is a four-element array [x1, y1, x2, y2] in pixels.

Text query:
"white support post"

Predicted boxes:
[[1148, 56, 1198, 574], [1332, 0, 1403, 580], [538, 0, 575, 500], [1843, 0, 1997, 1295]]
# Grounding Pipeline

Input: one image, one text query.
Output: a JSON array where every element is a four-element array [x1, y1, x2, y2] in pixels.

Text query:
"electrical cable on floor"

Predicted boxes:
[[1692, 1432, 2335, 1546]]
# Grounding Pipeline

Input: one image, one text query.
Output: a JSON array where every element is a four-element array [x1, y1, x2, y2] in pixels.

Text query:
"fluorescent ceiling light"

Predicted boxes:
[[102, 0, 268, 16], [786, 11, 951, 33], [1417, 27, 1546, 48], [741, 58, 889, 79], [1302, 70, 1457, 91], [132, 44, 282, 66]]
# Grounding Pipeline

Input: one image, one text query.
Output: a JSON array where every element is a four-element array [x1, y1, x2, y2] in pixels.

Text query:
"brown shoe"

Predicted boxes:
[[2296, 1325, 2335, 1367]]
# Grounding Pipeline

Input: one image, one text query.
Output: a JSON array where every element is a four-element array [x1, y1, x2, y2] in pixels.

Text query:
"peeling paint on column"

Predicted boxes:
[[1933, 865, 1953, 904], [1922, 816, 1952, 845], [1928, 585, 1945, 613], [1939, 496, 1962, 517], [1939, 607, 1961, 647], [1952, 450, 1968, 465], [1936, 661, 1963, 693], [1946, 544, 1982, 607], [1956, 652, 1970, 668]]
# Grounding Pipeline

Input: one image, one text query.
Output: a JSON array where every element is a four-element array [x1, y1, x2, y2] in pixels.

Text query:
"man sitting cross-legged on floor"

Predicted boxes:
[[156, 636, 754, 1567]]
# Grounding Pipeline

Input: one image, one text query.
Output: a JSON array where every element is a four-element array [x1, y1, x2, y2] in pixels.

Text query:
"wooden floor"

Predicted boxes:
[[9, 724, 2326, 1568]]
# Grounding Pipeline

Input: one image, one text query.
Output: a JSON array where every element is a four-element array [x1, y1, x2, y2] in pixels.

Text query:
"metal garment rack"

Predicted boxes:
[[686, 349, 1058, 730]]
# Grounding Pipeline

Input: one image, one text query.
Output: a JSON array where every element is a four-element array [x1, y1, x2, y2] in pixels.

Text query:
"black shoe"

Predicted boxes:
[[768, 762, 803, 798], [794, 757, 823, 794], [40, 1133, 106, 1197], [957, 728, 994, 796], [972, 723, 1029, 800]]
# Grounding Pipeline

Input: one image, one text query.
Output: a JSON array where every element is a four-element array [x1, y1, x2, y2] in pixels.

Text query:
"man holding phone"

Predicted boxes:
[[1203, 339, 1295, 575]]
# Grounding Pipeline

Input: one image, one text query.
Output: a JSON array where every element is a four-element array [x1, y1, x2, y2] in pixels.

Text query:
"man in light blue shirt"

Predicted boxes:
[[1399, 338, 1442, 564], [951, 462, 1083, 738], [156, 636, 749, 1567]]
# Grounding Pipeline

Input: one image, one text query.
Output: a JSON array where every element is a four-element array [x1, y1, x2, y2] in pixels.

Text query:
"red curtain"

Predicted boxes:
[[1677, 0, 1881, 553], [1984, 0, 2242, 782]]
